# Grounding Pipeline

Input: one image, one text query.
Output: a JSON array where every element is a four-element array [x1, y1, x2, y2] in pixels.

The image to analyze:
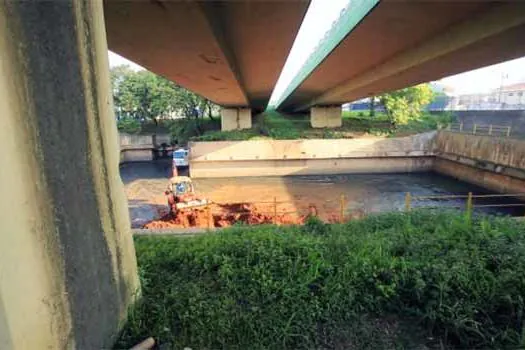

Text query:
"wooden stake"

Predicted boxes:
[[339, 194, 345, 223], [405, 192, 411, 212], [466, 192, 473, 223], [273, 197, 277, 225]]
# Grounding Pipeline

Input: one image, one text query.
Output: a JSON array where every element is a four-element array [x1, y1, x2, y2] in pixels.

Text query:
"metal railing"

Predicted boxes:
[[192, 192, 525, 229], [405, 192, 525, 216], [446, 123, 512, 137], [198, 195, 348, 228]]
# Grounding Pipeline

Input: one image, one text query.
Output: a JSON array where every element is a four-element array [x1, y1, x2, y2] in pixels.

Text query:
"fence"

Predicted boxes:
[[405, 192, 525, 217], [192, 192, 525, 229], [446, 123, 512, 137], [195, 195, 348, 228]]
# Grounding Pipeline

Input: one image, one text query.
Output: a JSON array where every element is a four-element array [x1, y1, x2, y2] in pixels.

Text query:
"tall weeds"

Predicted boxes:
[[116, 211, 525, 349]]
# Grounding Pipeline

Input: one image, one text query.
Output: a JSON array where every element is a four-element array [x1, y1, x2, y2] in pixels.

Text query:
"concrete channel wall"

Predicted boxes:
[[119, 133, 154, 163], [434, 131, 525, 193], [189, 132, 436, 177], [189, 131, 525, 195]]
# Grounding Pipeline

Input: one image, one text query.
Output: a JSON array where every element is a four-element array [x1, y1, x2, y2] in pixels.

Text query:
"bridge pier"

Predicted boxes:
[[0, 1, 138, 348], [310, 106, 342, 128], [221, 107, 252, 131]]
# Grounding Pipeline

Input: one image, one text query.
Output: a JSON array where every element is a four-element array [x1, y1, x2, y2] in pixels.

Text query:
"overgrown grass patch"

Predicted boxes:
[[116, 211, 525, 349]]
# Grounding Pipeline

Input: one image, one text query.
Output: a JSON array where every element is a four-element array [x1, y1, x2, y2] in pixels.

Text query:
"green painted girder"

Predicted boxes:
[[269, 0, 380, 110]]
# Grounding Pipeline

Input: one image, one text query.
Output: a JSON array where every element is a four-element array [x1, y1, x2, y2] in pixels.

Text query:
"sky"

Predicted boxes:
[[108, 0, 525, 100]]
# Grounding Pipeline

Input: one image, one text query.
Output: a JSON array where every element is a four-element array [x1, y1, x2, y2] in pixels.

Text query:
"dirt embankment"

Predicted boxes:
[[144, 203, 316, 229], [143, 202, 362, 229]]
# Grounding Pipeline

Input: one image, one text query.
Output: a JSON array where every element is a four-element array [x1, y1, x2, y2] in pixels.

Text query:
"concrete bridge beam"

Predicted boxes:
[[221, 108, 252, 131], [0, 1, 139, 348], [310, 106, 342, 128]]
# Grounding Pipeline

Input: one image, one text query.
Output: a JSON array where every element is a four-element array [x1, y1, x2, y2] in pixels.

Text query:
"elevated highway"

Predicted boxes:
[[104, 0, 309, 129], [276, 1, 525, 126]]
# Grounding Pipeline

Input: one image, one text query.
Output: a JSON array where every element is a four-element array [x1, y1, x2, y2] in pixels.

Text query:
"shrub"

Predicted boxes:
[[170, 118, 221, 144], [117, 118, 142, 134], [116, 211, 525, 349]]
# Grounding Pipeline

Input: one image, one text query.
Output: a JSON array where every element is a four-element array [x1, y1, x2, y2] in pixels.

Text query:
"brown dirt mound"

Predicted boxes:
[[143, 203, 307, 229]]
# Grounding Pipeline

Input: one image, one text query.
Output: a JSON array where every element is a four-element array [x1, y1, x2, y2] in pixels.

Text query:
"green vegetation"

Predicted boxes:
[[110, 69, 447, 142], [117, 117, 142, 134], [116, 211, 525, 349], [380, 84, 435, 128], [110, 65, 218, 134], [189, 110, 453, 142]]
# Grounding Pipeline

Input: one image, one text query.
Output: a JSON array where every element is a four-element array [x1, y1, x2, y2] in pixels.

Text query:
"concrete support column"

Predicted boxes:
[[310, 105, 342, 128], [0, 1, 139, 349], [221, 107, 252, 131]]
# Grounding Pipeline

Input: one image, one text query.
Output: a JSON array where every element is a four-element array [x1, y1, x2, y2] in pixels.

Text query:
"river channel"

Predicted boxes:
[[121, 160, 523, 227]]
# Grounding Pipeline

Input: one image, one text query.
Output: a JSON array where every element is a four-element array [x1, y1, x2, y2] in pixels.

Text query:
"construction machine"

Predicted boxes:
[[165, 176, 210, 214]]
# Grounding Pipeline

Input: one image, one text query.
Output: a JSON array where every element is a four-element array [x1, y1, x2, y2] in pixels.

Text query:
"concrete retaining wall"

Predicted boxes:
[[120, 146, 154, 163], [435, 131, 525, 172], [433, 131, 525, 193], [189, 130, 525, 195], [189, 132, 436, 177]]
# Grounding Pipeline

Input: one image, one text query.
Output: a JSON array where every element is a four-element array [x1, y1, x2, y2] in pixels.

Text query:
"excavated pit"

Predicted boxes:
[[143, 203, 311, 229]]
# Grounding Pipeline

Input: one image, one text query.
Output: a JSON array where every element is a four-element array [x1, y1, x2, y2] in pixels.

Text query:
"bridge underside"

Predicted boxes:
[[104, 0, 309, 112], [279, 1, 525, 112]]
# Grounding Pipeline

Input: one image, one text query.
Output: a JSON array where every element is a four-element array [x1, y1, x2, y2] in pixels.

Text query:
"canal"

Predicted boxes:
[[121, 160, 523, 228]]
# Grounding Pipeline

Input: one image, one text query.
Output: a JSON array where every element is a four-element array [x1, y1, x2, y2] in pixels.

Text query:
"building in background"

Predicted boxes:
[[345, 82, 525, 112]]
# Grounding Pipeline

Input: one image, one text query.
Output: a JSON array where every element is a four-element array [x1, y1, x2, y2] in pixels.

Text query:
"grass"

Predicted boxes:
[[189, 110, 453, 142], [115, 211, 525, 349]]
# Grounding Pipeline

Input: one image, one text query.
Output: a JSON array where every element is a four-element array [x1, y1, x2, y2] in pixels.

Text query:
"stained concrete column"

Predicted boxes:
[[310, 106, 342, 128], [0, 1, 139, 349], [221, 107, 252, 131]]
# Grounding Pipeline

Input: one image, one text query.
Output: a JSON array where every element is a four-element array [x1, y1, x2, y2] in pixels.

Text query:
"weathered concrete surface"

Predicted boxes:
[[104, 0, 309, 110], [435, 158, 525, 194], [435, 131, 525, 171], [189, 132, 436, 178], [0, 1, 139, 349], [221, 107, 252, 131], [120, 147, 154, 163], [281, 2, 525, 111], [310, 106, 342, 128], [191, 157, 434, 178], [433, 131, 525, 193]]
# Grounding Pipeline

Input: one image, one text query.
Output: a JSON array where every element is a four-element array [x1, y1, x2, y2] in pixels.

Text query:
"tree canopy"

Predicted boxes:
[[379, 84, 434, 127], [110, 65, 217, 124]]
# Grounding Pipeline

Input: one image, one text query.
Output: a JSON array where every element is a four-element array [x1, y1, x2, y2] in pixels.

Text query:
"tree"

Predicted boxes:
[[379, 84, 434, 127], [109, 66, 218, 125], [369, 96, 376, 117]]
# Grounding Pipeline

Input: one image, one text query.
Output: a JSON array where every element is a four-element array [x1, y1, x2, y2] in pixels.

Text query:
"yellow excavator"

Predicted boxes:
[[165, 176, 211, 214]]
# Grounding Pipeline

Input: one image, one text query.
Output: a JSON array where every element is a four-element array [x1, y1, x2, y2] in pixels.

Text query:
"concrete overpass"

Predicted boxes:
[[2, 1, 525, 347], [275, 1, 525, 127], [104, 0, 309, 130]]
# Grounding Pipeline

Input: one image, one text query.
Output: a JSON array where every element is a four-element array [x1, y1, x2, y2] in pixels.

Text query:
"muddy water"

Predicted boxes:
[[121, 160, 524, 227]]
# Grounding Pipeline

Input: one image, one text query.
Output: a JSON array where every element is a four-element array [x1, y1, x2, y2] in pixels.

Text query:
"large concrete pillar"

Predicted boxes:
[[221, 107, 252, 131], [0, 1, 139, 349], [310, 106, 342, 128]]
